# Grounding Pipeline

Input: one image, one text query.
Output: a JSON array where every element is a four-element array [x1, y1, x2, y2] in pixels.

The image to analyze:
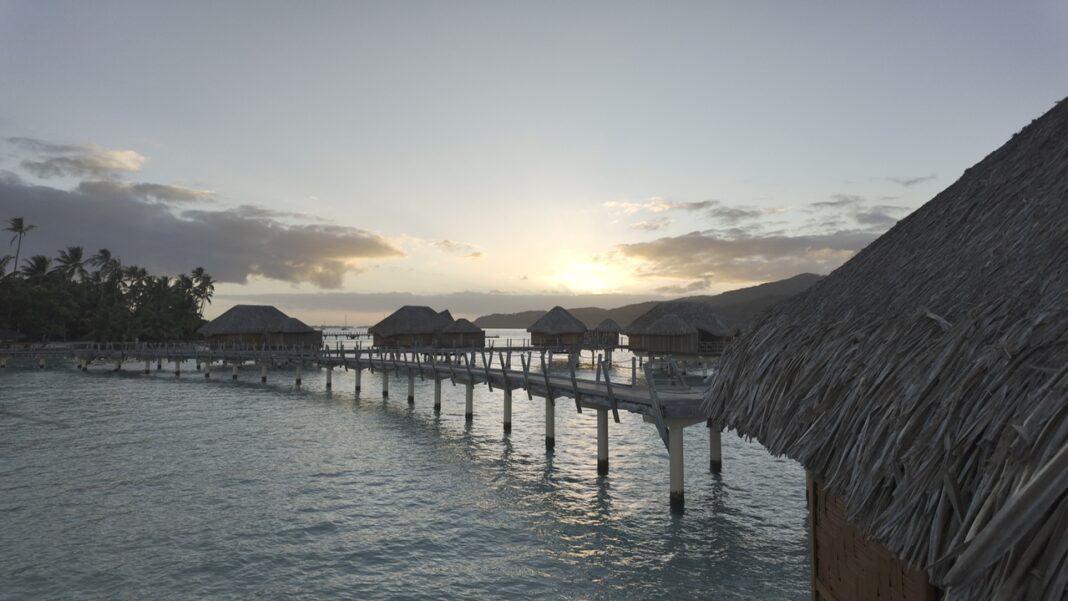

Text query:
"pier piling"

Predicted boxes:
[[597, 408, 609, 475], [407, 369, 415, 403], [325, 365, 332, 390], [465, 381, 473, 421], [708, 419, 722, 473], [503, 386, 512, 433], [545, 398, 555, 451], [669, 425, 684, 511], [231, 363, 238, 380], [261, 363, 267, 383], [433, 378, 442, 412]]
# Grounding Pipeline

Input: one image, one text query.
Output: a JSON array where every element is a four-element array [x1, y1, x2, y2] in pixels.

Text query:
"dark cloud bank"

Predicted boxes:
[[0, 174, 400, 288]]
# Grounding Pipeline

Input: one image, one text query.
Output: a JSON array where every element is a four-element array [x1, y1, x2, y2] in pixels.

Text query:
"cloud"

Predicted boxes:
[[886, 174, 936, 187], [8, 137, 146, 179], [708, 205, 764, 224], [76, 180, 214, 203], [853, 205, 909, 228], [0, 178, 401, 288], [655, 277, 713, 294], [631, 217, 671, 231], [615, 228, 879, 282], [811, 194, 865, 209], [604, 198, 715, 215], [433, 239, 483, 259]]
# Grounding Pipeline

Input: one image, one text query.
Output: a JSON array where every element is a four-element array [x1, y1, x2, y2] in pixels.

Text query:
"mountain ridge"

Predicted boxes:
[[473, 273, 822, 329]]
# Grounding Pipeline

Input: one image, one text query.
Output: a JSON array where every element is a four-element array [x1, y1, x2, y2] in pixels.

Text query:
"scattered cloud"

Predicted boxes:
[[604, 198, 715, 215], [76, 180, 214, 204], [811, 194, 865, 209], [853, 205, 909, 228], [655, 277, 713, 294], [8, 137, 146, 179], [615, 228, 879, 282], [631, 217, 671, 231], [0, 175, 401, 288], [433, 239, 483, 259], [708, 205, 764, 224], [886, 174, 936, 187]]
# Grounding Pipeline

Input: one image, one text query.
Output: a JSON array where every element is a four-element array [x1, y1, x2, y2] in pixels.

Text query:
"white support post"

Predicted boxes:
[[38, 356, 45, 369], [232, 363, 239, 380], [382, 369, 389, 397], [354, 365, 362, 393], [503, 386, 513, 433], [605, 349, 613, 368], [113, 358, 122, 372], [433, 377, 442, 412], [174, 359, 181, 377], [261, 363, 268, 383], [631, 356, 637, 386], [157, 358, 162, 371], [144, 359, 151, 374], [545, 397, 555, 451], [464, 380, 474, 421], [669, 424, 685, 512], [709, 419, 722, 473], [204, 360, 211, 379], [295, 363, 303, 387], [407, 369, 415, 403], [325, 365, 333, 390], [597, 408, 609, 475]]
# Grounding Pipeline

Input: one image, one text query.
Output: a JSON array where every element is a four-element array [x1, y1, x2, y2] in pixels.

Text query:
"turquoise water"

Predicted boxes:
[[0, 345, 809, 600]]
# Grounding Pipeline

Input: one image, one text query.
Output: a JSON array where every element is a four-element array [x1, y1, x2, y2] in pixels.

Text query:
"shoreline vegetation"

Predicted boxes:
[[1, 217, 214, 343]]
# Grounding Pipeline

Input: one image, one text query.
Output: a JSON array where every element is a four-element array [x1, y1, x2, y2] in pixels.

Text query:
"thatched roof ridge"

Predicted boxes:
[[705, 99, 1068, 600], [646, 314, 697, 335], [593, 318, 622, 332], [370, 305, 453, 336], [528, 306, 587, 335], [623, 300, 733, 336], [198, 305, 315, 335], [441, 318, 482, 334]]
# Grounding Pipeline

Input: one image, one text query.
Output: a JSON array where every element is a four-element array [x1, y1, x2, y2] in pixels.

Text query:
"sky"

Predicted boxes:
[[1, 1, 1066, 324]]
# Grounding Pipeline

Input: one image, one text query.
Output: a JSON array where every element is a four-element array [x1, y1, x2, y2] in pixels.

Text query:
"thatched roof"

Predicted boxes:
[[198, 305, 315, 336], [593, 318, 622, 333], [527, 306, 587, 335], [646, 314, 697, 336], [370, 305, 453, 337], [706, 99, 1068, 601], [441, 318, 483, 334], [624, 300, 734, 336]]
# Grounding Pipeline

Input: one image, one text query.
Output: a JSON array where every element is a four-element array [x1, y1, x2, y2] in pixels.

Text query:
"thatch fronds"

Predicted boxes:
[[441, 318, 483, 334], [593, 318, 622, 333], [199, 305, 314, 335], [647, 314, 698, 335], [528, 306, 587, 335], [370, 305, 453, 336], [624, 300, 733, 336], [705, 98, 1068, 601]]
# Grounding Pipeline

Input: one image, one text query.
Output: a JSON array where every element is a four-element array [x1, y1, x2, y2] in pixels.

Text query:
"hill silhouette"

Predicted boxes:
[[473, 273, 822, 329]]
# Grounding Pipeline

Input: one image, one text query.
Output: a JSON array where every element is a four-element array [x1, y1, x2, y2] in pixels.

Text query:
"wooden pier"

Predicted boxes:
[[0, 342, 721, 510]]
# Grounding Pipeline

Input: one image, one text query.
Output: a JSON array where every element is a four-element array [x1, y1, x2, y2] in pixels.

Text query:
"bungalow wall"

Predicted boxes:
[[808, 473, 938, 601], [206, 331, 323, 349], [530, 332, 585, 347], [586, 331, 620, 347], [439, 332, 486, 348], [373, 333, 438, 348], [641, 333, 698, 354]]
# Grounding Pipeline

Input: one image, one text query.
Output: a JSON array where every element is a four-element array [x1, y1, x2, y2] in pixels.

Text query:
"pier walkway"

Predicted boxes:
[[0, 342, 721, 510]]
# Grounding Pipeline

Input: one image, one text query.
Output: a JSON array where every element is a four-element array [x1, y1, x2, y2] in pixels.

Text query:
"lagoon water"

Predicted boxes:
[[0, 333, 809, 600]]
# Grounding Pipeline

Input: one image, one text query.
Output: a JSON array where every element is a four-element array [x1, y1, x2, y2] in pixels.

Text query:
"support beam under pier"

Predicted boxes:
[[597, 408, 609, 475]]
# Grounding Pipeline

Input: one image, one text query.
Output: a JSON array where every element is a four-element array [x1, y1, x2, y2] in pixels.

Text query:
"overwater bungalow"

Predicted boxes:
[[625, 300, 735, 356], [528, 306, 587, 348], [587, 318, 621, 347], [706, 99, 1068, 601], [198, 304, 322, 348], [369, 305, 454, 348], [439, 318, 486, 348]]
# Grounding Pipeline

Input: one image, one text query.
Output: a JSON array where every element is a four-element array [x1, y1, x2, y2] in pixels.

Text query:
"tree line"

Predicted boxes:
[[2, 217, 215, 342]]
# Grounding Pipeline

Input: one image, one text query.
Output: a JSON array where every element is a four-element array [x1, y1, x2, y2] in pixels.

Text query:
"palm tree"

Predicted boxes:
[[191, 266, 215, 312], [0, 255, 11, 278], [56, 246, 88, 282], [5, 217, 36, 273], [21, 255, 52, 278]]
